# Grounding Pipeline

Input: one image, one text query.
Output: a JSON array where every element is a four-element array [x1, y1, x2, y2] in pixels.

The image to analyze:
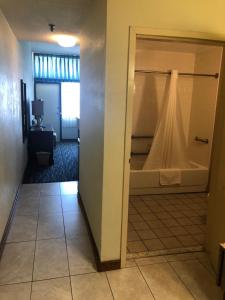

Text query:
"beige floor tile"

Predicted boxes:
[[64, 212, 88, 239], [170, 260, 223, 299], [169, 211, 185, 218], [0, 282, 31, 300], [132, 221, 149, 230], [40, 183, 61, 196], [140, 262, 194, 300], [127, 241, 147, 253], [135, 256, 166, 266], [33, 238, 69, 280], [107, 267, 154, 299], [37, 214, 64, 240], [153, 227, 173, 238], [183, 225, 203, 234], [129, 214, 143, 223], [136, 229, 157, 240], [141, 213, 158, 221], [16, 197, 40, 216], [169, 226, 189, 236], [71, 273, 113, 300], [144, 239, 165, 251], [161, 218, 179, 227], [7, 215, 37, 242], [31, 277, 72, 300], [177, 235, 199, 247], [0, 241, 35, 284], [125, 259, 136, 268], [61, 194, 80, 213], [60, 181, 78, 195], [147, 220, 164, 229], [160, 237, 182, 249], [165, 252, 197, 262], [39, 196, 62, 216], [67, 237, 96, 275], [127, 230, 140, 242], [176, 217, 193, 226]]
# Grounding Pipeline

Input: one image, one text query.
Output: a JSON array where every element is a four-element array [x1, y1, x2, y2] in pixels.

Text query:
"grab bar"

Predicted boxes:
[[195, 136, 209, 144], [131, 152, 149, 156], [132, 135, 153, 139]]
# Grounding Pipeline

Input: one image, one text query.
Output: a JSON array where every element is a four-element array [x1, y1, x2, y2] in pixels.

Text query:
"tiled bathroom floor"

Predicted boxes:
[[127, 193, 207, 258], [0, 184, 222, 299]]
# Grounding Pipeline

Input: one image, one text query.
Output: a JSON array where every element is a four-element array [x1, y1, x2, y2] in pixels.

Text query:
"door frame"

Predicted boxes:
[[120, 26, 225, 268]]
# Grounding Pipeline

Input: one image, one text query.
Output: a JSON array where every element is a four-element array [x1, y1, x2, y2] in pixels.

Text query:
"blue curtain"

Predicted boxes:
[[34, 54, 80, 81]]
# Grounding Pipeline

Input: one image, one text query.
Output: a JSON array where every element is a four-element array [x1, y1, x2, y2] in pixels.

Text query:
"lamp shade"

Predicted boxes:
[[32, 99, 44, 116]]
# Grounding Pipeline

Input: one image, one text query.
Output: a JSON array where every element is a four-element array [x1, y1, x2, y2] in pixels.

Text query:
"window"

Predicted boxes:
[[34, 54, 80, 81]]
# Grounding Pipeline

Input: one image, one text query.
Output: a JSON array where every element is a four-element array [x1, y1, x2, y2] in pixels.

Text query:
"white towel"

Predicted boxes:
[[160, 169, 181, 186]]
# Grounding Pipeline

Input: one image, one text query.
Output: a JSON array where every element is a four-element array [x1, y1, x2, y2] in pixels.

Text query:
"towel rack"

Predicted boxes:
[[195, 136, 209, 144]]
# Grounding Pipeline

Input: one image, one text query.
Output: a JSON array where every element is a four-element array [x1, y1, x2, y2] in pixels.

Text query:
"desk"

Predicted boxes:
[[28, 125, 54, 165]]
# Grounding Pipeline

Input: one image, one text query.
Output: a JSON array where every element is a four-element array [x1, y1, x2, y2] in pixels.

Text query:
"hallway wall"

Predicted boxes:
[[0, 10, 32, 241]]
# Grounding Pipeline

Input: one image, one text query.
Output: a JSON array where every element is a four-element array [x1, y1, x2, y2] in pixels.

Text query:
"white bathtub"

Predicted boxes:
[[130, 156, 209, 195]]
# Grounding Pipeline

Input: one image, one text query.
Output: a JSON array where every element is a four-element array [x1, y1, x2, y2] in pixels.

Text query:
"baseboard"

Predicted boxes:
[[0, 184, 21, 260], [77, 192, 121, 272]]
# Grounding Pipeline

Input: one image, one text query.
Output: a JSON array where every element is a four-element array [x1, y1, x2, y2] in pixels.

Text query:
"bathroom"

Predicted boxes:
[[127, 38, 223, 258]]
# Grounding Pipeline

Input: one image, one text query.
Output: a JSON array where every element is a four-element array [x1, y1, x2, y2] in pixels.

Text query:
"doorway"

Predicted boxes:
[[121, 28, 225, 267]]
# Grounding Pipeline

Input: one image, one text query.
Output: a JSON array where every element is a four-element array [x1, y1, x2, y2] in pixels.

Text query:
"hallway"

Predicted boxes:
[[0, 182, 223, 299]]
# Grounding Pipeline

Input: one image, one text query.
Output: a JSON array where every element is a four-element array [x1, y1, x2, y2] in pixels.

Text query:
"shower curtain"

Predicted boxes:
[[143, 70, 189, 170]]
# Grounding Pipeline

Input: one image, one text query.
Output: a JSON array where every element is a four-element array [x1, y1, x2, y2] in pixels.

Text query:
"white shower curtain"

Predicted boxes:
[[143, 70, 189, 170]]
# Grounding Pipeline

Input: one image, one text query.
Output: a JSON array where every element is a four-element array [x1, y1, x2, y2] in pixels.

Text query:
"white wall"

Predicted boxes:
[[101, 0, 225, 262], [0, 10, 32, 240], [188, 47, 222, 167], [79, 0, 106, 258]]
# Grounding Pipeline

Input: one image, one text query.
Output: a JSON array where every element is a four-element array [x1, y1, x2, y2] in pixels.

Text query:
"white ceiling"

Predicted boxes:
[[0, 0, 92, 43]]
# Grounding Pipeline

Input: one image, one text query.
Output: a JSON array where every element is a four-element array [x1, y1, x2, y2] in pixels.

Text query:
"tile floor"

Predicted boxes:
[[128, 193, 207, 257], [0, 183, 222, 299]]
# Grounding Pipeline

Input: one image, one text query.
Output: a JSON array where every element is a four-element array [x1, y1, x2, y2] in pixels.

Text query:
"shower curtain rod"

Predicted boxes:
[[135, 69, 219, 78]]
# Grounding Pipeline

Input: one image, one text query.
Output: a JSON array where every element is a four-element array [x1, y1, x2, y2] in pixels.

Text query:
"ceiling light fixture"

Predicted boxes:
[[48, 23, 78, 48]]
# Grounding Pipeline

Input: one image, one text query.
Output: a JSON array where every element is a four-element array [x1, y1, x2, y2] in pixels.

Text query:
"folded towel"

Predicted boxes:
[[160, 169, 181, 186]]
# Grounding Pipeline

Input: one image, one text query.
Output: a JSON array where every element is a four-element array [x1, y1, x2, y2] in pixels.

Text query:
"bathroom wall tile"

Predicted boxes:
[[71, 273, 113, 300], [107, 267, 154, 299]]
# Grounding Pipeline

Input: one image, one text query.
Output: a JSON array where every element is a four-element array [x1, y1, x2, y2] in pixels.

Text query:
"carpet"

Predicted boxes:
[[23, 142, 79, 183]]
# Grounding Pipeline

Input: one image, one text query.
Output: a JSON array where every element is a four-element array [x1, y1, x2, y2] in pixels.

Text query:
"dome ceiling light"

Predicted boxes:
[[48, 23, 78, 48]]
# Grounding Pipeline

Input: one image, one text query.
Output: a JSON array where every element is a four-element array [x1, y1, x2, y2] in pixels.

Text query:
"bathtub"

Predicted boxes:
[[130, 156, 209, 195]]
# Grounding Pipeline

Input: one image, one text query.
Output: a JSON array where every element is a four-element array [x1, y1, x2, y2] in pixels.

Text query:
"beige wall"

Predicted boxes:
[[79, 0, 106, 257], [102, 0, 225, 262], [0, 10, 31, 240], [188, 48, 222, 167]]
